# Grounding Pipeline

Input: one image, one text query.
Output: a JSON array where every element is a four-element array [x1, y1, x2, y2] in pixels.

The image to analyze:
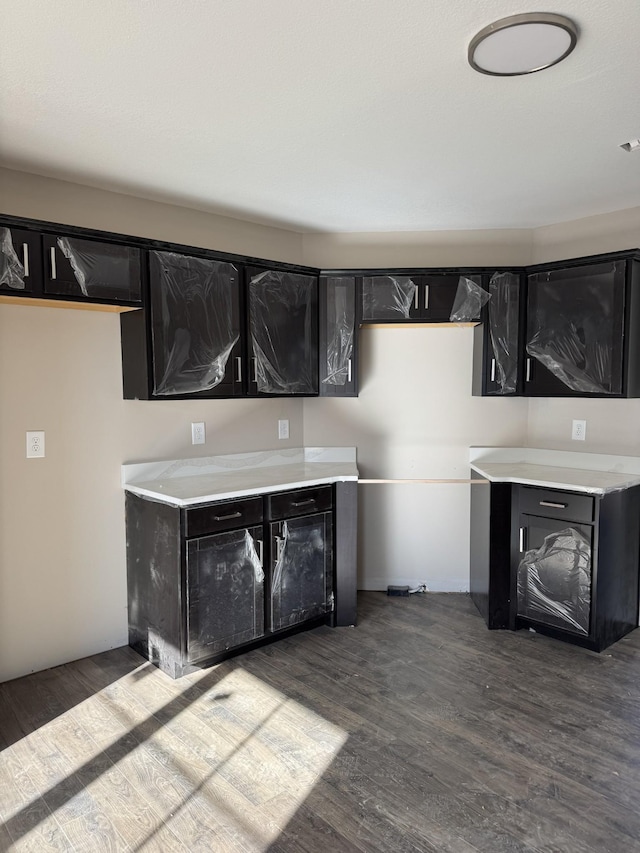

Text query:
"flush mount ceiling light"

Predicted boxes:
[[468, 12, 578, 76], [620, 138, 640, 153]]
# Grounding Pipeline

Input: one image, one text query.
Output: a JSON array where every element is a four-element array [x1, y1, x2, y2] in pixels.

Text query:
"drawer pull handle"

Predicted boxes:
[[291, 498, 315, 507], [23, 243, 30, 277], [539, 501, 568, 509], [213, 511, 242, 522]]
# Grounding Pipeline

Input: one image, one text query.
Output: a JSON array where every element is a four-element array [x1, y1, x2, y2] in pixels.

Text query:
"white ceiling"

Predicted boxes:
[[1, 0, 640, 233]]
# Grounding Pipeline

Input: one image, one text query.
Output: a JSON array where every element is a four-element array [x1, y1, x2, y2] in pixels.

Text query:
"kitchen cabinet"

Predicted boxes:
[[267, 485, 334, 631], [125, 469, 355, 678], [42, 234, 142, 304], [319, 276, 358, 397], [148, 250, 242, 398], [246, 266, 319, 395], [472, 271, 522, 396], [0, 226, 42, 294], [470, 473, 640, 651], [361, 272, 483, 323]]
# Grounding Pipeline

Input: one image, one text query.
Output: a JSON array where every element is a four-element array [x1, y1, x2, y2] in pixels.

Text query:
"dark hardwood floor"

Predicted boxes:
[[2, 592, 640, 852]]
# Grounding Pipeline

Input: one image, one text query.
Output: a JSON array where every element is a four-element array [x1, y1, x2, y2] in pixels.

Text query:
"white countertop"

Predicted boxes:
[[470, 447, 640, 495], [122, 447, 358, 507]]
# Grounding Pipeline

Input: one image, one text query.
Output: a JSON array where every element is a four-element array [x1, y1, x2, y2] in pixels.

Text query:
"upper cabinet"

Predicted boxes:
[[149, 251, 242, 398], [246, 267, 318, 396], [319, 276, 358, 397], [42, 234, 142, 304], [524, 259, 632, 397], [0, 226, 42, 294], [473, 271, 522, 396], [361, 273, 483, 323]]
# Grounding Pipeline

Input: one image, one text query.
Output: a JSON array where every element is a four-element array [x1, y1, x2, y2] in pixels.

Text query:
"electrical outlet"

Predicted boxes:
[[26, 430, 45, 458], [278, 419, 289, 440], [572, 419, 587, 441], [191, 422, 205, 445]]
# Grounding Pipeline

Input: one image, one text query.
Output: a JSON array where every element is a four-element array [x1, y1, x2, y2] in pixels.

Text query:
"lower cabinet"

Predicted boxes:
[[470, 479, 640, 651], [126, 482, 355, 678]]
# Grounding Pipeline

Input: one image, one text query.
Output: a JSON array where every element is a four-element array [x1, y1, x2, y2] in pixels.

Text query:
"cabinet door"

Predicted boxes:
[[247, 267, 318, 395], [270, 512, 333, 632], [186, 526, 265, 662], [42, 235, 142, 303], [517, 515, 593, 636], [150, 251, 242, 397], [484, 272, 521, 395], [0, 227, 42, 294], [319, 276, 357, 396], [525, 261, 625, 396], [361, 274, 419, 321], [417, 274, 484, 321]]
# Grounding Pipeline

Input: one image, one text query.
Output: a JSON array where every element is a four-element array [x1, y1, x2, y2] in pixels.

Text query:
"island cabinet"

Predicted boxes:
[[470, 475, 640, 651], [125, 479, 356, 678]]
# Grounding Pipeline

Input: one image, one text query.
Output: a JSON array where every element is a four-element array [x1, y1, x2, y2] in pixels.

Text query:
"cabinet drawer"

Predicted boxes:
[[267, 485, 333, 520], [185, 496, 263, 538], [519, 487, 594, 524]]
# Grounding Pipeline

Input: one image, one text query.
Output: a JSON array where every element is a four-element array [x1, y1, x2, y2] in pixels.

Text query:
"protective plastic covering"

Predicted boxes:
[[0, 228, 25, 290], [56, 236, 141, 300], [517, 527, 591, 635], [488, 272, 519, 393], [151, 251, 239, 396], [249, 270, 317, 394], [187, 528, 264, 659], [272, 514, 333, 632], [323, 277, 354, 385], [449, 276, 491, 322], [362, 275, 416, 320], [526, 262, 624, 394]]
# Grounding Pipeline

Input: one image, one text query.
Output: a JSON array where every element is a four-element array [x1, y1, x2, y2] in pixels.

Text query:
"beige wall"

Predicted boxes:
[[0, 170, 305, 682]]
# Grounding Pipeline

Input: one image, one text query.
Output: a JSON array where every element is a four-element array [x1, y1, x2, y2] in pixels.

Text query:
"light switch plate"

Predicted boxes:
[[278, 419, 290, 440], [26, 430, 45, 458]]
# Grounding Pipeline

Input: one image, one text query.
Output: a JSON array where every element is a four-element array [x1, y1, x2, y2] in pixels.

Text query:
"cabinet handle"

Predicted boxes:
[[292, 498, 315, 507], [275, 535, 284, 562], [519, 527, 526, 553], [252, 357, 257, 384], [257, 539, 264, 565], [525, 358, 532, 382], [347, 358, 352, 383], [414, 285, 419, 310], [539, 501, 568, 509], [22, 243, 30, 277], [213, 511, 242, 522], [50, 246, 57, 280], [424, 284, 430, 310], [490, 358, 496, 383], [235, 357, 242, 382]]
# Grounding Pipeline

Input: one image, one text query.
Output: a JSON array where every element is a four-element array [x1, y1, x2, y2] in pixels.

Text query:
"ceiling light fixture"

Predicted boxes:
[[468, 12, 578, 76]]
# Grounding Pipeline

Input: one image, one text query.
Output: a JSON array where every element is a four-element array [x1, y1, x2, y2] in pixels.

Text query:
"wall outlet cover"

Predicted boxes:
[[26, 430, 45, 458], [571, 419, 587, 441], [191, 422, 206, 445], [278, 419, 290, 440]]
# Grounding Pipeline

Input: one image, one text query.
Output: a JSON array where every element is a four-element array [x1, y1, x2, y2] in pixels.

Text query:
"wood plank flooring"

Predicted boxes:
[[2, 592, 640, 852]]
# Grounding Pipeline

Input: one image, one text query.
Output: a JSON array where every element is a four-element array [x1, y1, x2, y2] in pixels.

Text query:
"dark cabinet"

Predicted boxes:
[[186, 525, 265, 662], [0, 226, 42, 294], [246, 267, 319, 395], [473, 271, 522, 396], [42, 234, 142, 303], [524, 260, 629, 396], [125, 479, 355, 678], [149, 250, 242, 397], [361, 273, 483, 323], [319, 276, 358, 397], [470, 479, 640, 651]]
